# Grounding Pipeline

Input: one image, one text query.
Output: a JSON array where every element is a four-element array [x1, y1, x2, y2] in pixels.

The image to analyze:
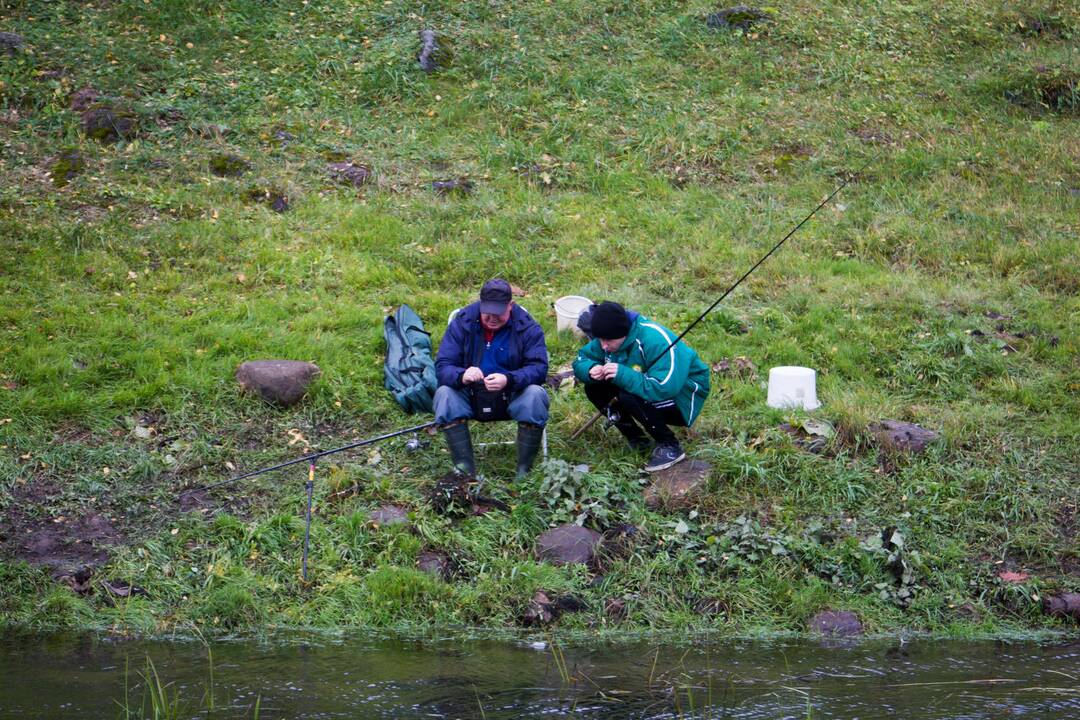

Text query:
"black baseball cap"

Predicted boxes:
[[479, 278, 513, 315]]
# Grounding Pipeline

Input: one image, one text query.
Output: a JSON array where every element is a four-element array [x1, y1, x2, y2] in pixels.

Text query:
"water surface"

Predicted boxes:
[[0, 632, 1077, 718]]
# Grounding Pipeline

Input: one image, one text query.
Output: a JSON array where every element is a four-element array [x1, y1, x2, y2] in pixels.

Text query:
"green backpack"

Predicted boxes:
[[383, 305, 438, 414]]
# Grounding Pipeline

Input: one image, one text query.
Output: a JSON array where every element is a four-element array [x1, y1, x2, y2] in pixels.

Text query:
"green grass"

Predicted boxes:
[[0, 0, 1078, 637]]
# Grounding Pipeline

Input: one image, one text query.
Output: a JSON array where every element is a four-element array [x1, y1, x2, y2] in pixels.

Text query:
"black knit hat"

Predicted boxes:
[[590, 301, 631, 340]]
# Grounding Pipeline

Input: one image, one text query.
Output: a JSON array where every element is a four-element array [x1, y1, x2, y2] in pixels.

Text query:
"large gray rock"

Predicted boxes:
[[536, 524, 601, 566], [870, 420, 940, 454], [643, 460, 712, 511], [235, 360, 320, 406], [808, 610, 863, 637]]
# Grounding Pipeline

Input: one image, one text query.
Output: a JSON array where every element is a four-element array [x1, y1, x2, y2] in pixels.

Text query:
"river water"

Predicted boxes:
[[0, 632, 1077, 718]]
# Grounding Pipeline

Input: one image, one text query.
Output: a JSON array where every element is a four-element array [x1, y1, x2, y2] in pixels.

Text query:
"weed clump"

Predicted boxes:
[[49, 149, 85, 188], [208, 152, 251, 177], [706, 5, 771, 32], [1004, 65, 1080, 114]]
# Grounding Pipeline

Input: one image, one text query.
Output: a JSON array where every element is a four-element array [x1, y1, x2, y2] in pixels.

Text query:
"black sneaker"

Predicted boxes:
[[626, 435, 653, 454], [645, 443, 686, 473]]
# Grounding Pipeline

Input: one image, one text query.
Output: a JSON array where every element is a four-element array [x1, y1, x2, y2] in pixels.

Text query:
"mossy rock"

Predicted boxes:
[[418, 29, 453, 72], [49, 149, 86, 188], [81, 107, 138, 143], [0, 32, 25, 56], [209, 152, 251, 177]]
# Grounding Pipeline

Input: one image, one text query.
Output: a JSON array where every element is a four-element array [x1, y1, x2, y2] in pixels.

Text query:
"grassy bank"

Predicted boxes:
[[1, 0, 1077, 636]]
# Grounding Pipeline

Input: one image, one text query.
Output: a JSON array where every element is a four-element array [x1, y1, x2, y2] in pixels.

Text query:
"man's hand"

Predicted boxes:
[[483, 373, 508, 391], [588, 364, 606, 381], [462, 366, 484, 384], [601, 363, 620, 381]]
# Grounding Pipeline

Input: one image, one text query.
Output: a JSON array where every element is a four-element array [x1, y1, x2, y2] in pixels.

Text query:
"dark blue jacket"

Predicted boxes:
[[436, 303, 548, 392]]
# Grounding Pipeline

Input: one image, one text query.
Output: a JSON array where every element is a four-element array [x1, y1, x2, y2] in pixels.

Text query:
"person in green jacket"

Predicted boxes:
[[572, 301, 711, 472]]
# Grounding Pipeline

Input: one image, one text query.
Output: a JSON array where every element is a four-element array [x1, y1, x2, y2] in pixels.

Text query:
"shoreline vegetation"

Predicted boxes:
[[1, 0, 1077, 639]]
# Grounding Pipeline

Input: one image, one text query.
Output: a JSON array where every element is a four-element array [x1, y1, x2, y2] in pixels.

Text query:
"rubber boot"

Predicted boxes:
[[441, 421, 475, 476], [516, 422, 545, 479]]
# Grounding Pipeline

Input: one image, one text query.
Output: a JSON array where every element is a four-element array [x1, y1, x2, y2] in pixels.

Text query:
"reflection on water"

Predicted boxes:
[[0, 632, 1077, 719]]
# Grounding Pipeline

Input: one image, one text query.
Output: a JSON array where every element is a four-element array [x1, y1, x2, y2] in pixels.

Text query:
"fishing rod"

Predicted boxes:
[[571, 158, 872, 440], [180, 419, 436, 580], [179, 419, 437, 497]]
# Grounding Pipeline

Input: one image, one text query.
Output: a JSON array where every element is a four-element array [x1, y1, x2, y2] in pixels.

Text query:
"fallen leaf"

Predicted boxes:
[[998, 570, 1030, 583]]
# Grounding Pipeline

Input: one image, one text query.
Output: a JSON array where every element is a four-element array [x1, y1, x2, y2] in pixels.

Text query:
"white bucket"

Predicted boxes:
[[766, 366, 821, 410], [553, 295, 592, 336]]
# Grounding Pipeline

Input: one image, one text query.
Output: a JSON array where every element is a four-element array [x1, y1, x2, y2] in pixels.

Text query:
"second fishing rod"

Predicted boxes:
[[571, 159, 870, 440]]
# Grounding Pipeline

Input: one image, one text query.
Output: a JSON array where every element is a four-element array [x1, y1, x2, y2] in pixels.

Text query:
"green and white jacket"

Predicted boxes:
[[572, 315, 711, 426]]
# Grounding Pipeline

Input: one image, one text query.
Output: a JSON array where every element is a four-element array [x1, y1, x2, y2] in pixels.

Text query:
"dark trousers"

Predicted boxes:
[[584, 382, 687, 446]]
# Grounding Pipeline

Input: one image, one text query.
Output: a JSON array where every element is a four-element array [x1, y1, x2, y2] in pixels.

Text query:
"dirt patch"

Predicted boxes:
[[853, 123, 895, 146], [659, 157, 732, 188], [643, 459, 711, 511], [0, 478, 123, 576]]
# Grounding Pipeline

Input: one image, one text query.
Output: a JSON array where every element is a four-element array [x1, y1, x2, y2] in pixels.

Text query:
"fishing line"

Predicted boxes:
[[571, 157, 874, 439]]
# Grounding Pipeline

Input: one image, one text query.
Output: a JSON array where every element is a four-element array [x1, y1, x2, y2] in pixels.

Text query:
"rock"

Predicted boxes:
[[869, 420, 940, 454], [706, 6, 769, 31], [327, 161, 371, 187], [808, 610, 863, 637], [70, 87, 100, 112], [417, 550, 450, 580], [521, 591, 587, 626], [417, 29, 450, 72], [209, 152, 251, 177], [643, 459, 711, 511], [777, 422, 829, 454], [234, 360, 320, 406], [522, 590, 556, 626], [1043, 593, 1080, 621], [536, 524, 602, 566], [247, 183, 289, 213], [0, 32, 24, 56], [49, 149, 85, 188], [81, 107, 137, 143], [369, 504, 409, 527], [432, 178, 474, 196]]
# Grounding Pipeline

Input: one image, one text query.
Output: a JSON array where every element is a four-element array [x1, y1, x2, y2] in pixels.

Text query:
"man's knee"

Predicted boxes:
[[510, 384, 549, 425], [520, 384, 550, 407], [433, 385, 472, 424], [616, 389, 645, 411]]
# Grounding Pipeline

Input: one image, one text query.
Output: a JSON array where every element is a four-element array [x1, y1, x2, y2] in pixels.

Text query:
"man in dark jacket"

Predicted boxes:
[[435, 278, 549, 478]]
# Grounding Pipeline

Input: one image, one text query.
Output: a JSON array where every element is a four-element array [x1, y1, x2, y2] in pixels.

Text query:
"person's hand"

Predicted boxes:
[[462, 366, 484, 384], [588, 364, 606, 381], [484, 373, 508, 391], [601, 363, 620, 381]]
